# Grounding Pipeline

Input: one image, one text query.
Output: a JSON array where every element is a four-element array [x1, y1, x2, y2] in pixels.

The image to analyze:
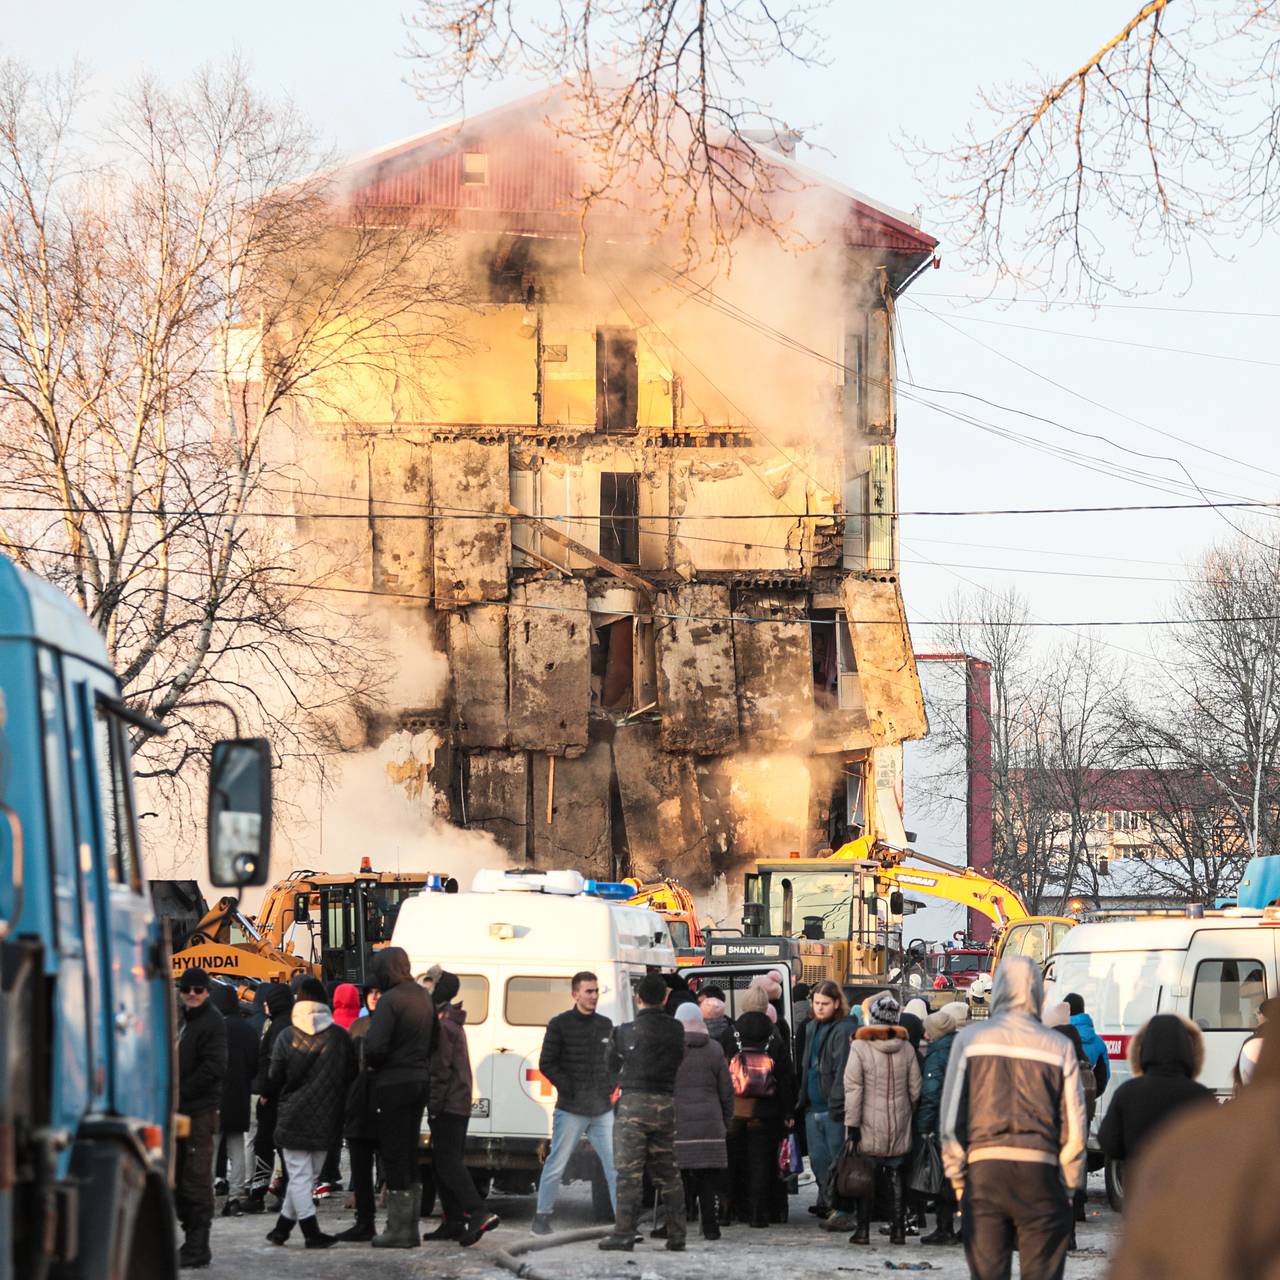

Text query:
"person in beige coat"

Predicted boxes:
[[842, 992, 922, 1247]]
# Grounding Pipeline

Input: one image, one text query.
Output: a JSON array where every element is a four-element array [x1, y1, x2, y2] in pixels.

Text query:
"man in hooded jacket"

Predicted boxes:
[[245, 982, 293, 1214], [365, 946, 436, 1248], [210, 983, 258, 1217], [1109, 1015, 1280, 1277], [1099, 1014, 1211, 1169], [939, 956, 1086, 1280]]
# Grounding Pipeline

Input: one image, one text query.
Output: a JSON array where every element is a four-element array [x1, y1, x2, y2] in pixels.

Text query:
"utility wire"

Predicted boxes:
[[902, 300, 1280, 487], [657, 263, 1279, 502], [928, 310, 1280, 370], [914, 294, 1280, 320], [6, 496, 1280, 520]]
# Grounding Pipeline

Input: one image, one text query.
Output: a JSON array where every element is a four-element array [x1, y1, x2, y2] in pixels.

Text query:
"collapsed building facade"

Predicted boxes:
[[284, 94, 936, 902]]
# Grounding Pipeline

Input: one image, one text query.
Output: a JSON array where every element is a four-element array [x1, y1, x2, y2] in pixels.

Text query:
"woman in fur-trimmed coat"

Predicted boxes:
[[841, 992, 921, 1246]]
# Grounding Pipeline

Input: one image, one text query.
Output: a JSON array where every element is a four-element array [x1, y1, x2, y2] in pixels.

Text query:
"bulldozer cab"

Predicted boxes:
[[305, 880, 422, 986], [742, 859, 902, 988]]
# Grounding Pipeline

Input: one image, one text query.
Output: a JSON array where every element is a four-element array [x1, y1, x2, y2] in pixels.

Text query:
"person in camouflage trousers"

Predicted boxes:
[[599, 974, 687, 1253]]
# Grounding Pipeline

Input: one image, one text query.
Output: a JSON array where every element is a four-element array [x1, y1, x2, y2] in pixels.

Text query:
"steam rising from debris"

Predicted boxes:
[[304, 730, 507, 887]]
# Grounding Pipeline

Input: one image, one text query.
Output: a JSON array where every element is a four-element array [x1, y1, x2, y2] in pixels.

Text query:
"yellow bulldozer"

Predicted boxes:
[[165, 860, 450, 987]]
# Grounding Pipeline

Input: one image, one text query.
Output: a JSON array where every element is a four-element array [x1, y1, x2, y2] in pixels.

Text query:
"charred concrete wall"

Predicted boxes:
[[283, 229, 928, 912]]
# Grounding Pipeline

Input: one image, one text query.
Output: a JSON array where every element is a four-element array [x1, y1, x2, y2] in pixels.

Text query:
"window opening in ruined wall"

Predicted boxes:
[[596, 327, 638, 432], [599, 471, 639, 564], [811, 611, 862, 713]]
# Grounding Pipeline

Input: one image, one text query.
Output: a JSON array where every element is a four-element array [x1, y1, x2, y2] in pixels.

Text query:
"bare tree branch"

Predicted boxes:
[[914, 1, 1280, 298], [405, 0, 830, 265], [0, 58, 468, 828]]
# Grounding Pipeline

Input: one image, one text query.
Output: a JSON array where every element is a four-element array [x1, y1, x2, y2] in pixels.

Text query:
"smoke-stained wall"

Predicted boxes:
[[269, 106, 933, 917]]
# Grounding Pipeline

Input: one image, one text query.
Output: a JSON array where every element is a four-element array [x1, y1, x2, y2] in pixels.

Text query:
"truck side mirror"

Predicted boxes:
[[293, 893, 311, 923], [207, 737, 272, 888], [889, 891, 905, 916]]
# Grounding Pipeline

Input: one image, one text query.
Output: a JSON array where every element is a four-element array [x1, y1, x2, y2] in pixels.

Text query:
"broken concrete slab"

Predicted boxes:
[[840, 575, 927, 745], [734, 590, 814, 750], [370, 436, 431, 598], [508, 578, 591, 752], [294, 434, 373, 591], [448, 605, 509, 747], [431, 440, 511, 607], [463, 750, 528, 861], [530, 742, 612, 878], [655, 583, 739, 755], [702, 753, 813, 867], [613, 724, 713, 887]]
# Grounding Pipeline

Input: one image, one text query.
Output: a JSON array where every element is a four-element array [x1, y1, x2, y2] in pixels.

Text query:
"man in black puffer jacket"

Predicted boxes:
[[531, 971, 618, 1234], [175, 966, 227, 1269], [264, 977, 355, 1249], [210, 983, 258, 1216], [599, 973, 686, 1253], [365, 946, 436, 1248], [246, 982, 293, 1214]]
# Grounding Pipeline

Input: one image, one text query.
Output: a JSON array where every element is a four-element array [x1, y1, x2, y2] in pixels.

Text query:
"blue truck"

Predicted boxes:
[[0, 556, 272, 1279]]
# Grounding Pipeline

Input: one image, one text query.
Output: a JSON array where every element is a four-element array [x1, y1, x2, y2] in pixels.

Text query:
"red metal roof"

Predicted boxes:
[[343, 90, 937, 263]]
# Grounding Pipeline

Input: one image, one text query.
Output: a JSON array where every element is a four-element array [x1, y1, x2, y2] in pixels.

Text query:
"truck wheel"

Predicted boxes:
[[590, 1166, 614, 1222], [1105, 1157, 1125, 1213], [125, 1178, 178, 1280]]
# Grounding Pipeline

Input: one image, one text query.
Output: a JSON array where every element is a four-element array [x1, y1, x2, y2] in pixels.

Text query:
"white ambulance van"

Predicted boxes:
[[1042, 908, 1280, 1209], [390, 867, 676, 1212]]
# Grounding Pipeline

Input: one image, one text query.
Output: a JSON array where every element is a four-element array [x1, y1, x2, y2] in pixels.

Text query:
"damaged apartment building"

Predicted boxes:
[[287, 92, 936, 896]]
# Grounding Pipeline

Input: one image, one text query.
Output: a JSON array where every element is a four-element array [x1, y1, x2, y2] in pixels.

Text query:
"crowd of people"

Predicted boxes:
[[171, 950, 1253, 1278], [172, 950, 498, 1268]]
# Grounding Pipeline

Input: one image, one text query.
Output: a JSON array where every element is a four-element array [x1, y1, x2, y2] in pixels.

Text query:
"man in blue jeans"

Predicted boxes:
[[532, 971, 618, 1234]]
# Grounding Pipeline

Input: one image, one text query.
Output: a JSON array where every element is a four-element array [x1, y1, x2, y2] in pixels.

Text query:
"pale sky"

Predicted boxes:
[[10, 2, 1278, 672]]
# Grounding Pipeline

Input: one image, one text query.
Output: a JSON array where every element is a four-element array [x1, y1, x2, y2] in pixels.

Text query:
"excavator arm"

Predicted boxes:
[[871, 861, 1030, 928], [825, 836, 1030, 928]]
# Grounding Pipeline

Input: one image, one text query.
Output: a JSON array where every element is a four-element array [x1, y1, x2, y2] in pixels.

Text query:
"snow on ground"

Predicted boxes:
[[205, 1171, 1118, 1279]]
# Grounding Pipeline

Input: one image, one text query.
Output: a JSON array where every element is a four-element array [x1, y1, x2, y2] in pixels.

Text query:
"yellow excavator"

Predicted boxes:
[[170, 895, 311, 985], [622, 878, 706, 965], [168, 860, 448, 986], [737, 831, 1073, 993]]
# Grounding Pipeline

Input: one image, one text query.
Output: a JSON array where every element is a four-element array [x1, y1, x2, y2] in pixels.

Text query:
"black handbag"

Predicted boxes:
[[833, 1137, 874, 1200], [908, 1133, 946, 1198]]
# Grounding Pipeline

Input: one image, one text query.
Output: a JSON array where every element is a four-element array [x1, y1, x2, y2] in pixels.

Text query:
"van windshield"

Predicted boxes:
[[1044, 950, 1182, 1032]]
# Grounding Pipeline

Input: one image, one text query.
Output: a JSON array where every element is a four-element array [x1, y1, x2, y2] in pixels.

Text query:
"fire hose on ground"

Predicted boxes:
[[487, 1225, 614, 1280]]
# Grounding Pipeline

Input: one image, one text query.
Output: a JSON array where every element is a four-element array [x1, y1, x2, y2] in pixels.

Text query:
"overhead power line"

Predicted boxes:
[[914, 293, 1280, 320], [930, 309, 1280, 371], [5, 497, 1280, 521]]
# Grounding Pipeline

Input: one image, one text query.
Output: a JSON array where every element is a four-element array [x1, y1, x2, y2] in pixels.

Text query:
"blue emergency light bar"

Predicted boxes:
[[584, 879, 634, 900]]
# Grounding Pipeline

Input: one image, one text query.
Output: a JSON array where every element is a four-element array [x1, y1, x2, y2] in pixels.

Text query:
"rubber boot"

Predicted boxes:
[[1074, 1189, 1087, 1223], [848, 1198, 871, 1246], [423, 1216, 461, 1240], [700, 1188, 721, 1241], [530, 1213, 553, 1236], [372, 1189, 420, 1249], [299, 1215, 337, 1250], [888, 1169, 907, 1245], [178, 1226, 212, 1268], [457, 1211, 500, 1247], [920, 1204, 957, 1245], [333, 1215, 376, 1242], [265, 1215, 294, 1246]]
